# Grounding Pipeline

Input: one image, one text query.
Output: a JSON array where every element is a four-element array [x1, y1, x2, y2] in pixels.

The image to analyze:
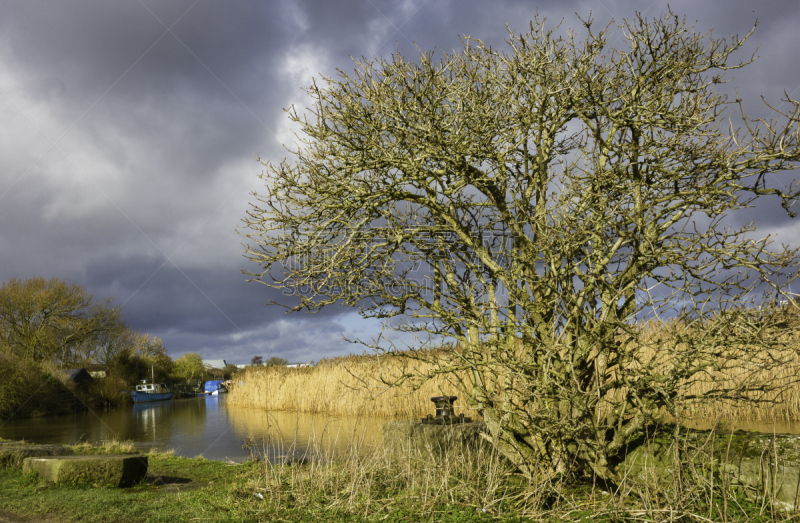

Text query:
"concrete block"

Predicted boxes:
[[620, 439, 800, 508], [23, 454, 148, 488], [0, 440, 73, 469], [722, 459, 800, 509], [382, 419, 488, 460]]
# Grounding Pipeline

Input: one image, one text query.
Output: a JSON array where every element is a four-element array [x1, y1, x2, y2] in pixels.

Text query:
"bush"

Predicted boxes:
[[0, 351, 74, 420]]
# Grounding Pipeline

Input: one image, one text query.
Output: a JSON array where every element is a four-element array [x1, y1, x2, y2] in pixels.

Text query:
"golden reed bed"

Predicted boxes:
[[228, 316, 800, 422], [228, 350, 476, 419], [227, 351, 470, 419]]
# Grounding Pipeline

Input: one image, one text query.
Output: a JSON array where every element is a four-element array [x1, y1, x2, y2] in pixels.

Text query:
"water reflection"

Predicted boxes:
[[6, 397, 800, 462], [0, 395, 386, 463], [225, 406, 382, 462], [130, 397, 209, 450]]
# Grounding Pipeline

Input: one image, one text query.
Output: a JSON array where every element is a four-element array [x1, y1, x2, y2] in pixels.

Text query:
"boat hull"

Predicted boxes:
[[131, 391, 174, 403]]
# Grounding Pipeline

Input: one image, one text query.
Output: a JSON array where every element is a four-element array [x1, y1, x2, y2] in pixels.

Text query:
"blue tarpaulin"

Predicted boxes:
[[204, 380, 223, 394]]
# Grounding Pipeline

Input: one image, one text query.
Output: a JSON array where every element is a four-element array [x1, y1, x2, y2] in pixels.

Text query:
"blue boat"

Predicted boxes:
[[131, 381, 174, 403]]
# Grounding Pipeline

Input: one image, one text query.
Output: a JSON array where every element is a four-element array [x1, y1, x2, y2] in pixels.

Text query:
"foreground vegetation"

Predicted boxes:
[[2, 427, 799, 522]]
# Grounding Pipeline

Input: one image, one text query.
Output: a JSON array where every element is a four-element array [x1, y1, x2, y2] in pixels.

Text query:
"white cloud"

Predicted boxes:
[[275, 44, 330, 150]]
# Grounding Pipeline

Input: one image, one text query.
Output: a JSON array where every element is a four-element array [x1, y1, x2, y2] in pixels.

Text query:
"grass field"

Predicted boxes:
[[1, 430, 794, 522]]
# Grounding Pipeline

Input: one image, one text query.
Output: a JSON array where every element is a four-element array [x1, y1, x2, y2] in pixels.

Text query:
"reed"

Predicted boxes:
[[250, 422, 535, 518], [229, 308, 800, 422], [661, 353, 800, 422], [71, 437, 136, 454], [227, 350, 471, 419], [633, 313, 800, 422]]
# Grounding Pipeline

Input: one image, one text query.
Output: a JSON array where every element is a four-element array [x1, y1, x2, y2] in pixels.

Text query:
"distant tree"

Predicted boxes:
[[0, 277, 121, 363], [71, 325, 155, 369], [251, 355, 263, 366], [106, 347, 149, 386], [174, 353, 206, 384], [265, 356, 289, 367], [125, 333, 173, 383], [79, 326, 132, 367], [222, 363, 239, 380], [134, 334, 168, 359], [206, 367, 225, 380]]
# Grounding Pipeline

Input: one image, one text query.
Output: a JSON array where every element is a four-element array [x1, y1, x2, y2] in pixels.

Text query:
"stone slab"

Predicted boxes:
[[382, 419, 488, 460], [23, 454, 148, 488], [0, 440, 74, 469], [722, 459, 800, 509], [620, 439, 800, 508]]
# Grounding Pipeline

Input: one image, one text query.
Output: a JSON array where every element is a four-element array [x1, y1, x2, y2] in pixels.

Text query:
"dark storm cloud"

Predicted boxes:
[[80, 251, 369, 363], [1, 0, 798, 364], [0, 2, 287, 102], [0, 1, 295, 190]]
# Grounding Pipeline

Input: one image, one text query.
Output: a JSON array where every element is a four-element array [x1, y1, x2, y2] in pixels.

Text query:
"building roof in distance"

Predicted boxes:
[[202, 359, 228, 370]]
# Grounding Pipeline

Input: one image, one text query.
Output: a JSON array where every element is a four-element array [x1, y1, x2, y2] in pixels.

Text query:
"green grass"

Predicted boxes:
[[0, 449, 530, 522], [0, 454, 262, 522], [1, 436, 799, 522], [0, 462, 532, 523]]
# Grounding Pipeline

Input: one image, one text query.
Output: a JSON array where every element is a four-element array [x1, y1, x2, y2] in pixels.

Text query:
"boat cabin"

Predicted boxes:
[[135, 382, 170, 394]]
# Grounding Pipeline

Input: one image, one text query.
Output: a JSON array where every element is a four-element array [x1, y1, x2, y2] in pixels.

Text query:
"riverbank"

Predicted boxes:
[[0, 351, 136, 422], [0, 439, 524, 522], [2, 427, 800, 522]]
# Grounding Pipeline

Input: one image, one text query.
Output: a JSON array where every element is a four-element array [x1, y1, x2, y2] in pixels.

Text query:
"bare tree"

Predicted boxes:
[[0, 277, 121, 364], [242, 13, 800, 483], [90, 326, 148, 367]]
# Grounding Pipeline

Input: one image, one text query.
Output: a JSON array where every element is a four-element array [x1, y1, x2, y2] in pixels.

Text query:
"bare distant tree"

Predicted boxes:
[[0, 277, 120, 363], [251, 355, 264, 366]]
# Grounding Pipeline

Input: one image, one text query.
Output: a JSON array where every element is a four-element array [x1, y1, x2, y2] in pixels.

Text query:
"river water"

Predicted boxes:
[[0, 395, 385, 463], [3, 396, 799, 463]]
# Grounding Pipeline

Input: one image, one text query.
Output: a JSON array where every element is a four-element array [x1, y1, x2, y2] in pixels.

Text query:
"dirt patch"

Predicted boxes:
[[143, 474, 204, 492], [0, 509, 64, 523]]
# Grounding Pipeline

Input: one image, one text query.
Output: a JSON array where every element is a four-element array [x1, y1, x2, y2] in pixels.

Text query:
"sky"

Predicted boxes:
[[1, 0, 798, 366]]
